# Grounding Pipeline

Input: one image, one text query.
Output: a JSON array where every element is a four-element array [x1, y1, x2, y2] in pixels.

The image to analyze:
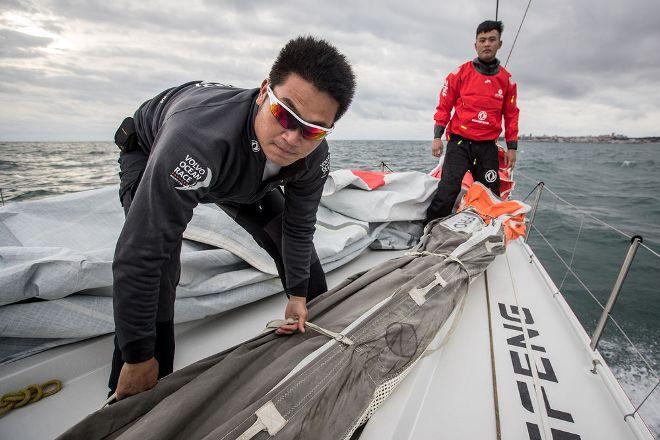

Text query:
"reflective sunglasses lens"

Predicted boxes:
[[300, 127, 328, 141], [270, 102, 294, 130], [269, 95, 329, 140]]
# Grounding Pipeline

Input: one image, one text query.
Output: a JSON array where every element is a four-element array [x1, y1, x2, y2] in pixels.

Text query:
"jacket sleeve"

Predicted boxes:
[[433, 68, 461, 134], [112, 125, 217, 363], [503, 76, 520, 149], [281, 149, 329, 297]]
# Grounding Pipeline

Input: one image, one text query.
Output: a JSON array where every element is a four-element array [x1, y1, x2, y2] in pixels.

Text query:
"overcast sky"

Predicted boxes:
[[1, 0, 659, 141]]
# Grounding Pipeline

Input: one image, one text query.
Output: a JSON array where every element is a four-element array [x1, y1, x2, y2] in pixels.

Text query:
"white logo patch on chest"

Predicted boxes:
[[170, 154, 212, 191]]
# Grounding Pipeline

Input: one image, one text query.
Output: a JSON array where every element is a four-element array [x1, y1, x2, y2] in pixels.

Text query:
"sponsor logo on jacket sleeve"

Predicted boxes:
[[441, 80, 449, 97], [170, 154, 212, 191], [320, 154, 330, 178], [195, 81, 233, 88]]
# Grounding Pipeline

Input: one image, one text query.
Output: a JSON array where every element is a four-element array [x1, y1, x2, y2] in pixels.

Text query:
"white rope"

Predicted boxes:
[[516, 171, 660, 259], [268, 294, 395, 395], [405, 250, 470, 283], [265, 319, 354, 346]]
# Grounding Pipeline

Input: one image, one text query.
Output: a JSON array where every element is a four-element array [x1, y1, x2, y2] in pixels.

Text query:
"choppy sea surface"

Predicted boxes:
[[1, 140, 659, 434]]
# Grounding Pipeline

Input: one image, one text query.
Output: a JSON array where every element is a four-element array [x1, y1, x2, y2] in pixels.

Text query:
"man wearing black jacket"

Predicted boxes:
[[110, 36, 355, 400]]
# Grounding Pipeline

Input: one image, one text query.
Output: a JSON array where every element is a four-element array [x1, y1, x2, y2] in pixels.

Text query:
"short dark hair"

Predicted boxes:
[[476, 20, 504, 37], [269, 36, 356, 121]]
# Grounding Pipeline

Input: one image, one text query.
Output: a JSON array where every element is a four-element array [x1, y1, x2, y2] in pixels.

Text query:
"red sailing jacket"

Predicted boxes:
[[434, 60, 519, 144]]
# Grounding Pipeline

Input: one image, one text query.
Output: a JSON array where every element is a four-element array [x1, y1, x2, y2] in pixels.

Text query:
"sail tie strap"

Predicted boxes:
[[265, 319, 354, 346]]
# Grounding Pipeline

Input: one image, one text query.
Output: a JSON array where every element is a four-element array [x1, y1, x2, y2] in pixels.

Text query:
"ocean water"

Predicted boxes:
[[1, 140, 659, 434]]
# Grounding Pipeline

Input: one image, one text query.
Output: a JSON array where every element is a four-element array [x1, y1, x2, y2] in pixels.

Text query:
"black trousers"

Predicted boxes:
[[426, 135, 500, 222], [109, 149, 327, 394]]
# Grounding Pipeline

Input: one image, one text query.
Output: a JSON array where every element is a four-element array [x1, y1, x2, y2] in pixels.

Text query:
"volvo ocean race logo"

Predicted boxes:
[[251, 139, 261, 152], [478, 111, 487, 121], [170, 154, 212, 191], [495, 88, 503, 99], [485, 169, 497, 183]]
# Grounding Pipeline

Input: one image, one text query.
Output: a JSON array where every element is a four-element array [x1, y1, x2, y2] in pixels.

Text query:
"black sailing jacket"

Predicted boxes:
[[113, 81, 330, 362]]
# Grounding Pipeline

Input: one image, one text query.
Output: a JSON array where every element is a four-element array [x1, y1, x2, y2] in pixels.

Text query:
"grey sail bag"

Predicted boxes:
[[58, 212, 507, 440]]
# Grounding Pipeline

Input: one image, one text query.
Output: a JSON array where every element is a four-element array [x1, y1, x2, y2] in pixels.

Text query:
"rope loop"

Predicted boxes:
[[0, 379, 62, 417]]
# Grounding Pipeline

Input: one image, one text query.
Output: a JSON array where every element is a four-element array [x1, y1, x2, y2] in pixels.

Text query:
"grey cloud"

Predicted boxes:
[[0, 29, 53, 58], [18, 0, 479, 58], [1, 0, 659, 139], [0, 0, 39, 13], [498, 0, 660, 99], [23, 0, 259, 38]]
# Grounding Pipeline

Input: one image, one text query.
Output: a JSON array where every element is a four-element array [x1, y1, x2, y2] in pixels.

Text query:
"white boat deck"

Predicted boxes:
[[0, 244, 653, 439], [361, 240, 653, 439]]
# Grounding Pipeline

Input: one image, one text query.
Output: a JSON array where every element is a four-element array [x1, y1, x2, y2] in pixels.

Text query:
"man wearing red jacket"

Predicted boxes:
[[426, 20, 520, 222]]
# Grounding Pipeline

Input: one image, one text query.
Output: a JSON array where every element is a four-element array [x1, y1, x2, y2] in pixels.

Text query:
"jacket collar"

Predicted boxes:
[[472, 57, 501, 76]]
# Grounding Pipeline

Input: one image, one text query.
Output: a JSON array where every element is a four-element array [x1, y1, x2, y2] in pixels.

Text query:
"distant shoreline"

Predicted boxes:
[[1, 137, 659, 144], [516, 135, 660, 144]]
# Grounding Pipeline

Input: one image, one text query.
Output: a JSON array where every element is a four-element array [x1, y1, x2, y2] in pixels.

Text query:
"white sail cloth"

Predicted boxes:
[[0, 170, 437, 363], [321, 170, 436, 221]]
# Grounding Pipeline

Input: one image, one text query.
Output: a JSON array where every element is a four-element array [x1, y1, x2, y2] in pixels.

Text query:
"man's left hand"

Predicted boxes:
[[276, 296, 307, 335], [505, 149, 517, 169]]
